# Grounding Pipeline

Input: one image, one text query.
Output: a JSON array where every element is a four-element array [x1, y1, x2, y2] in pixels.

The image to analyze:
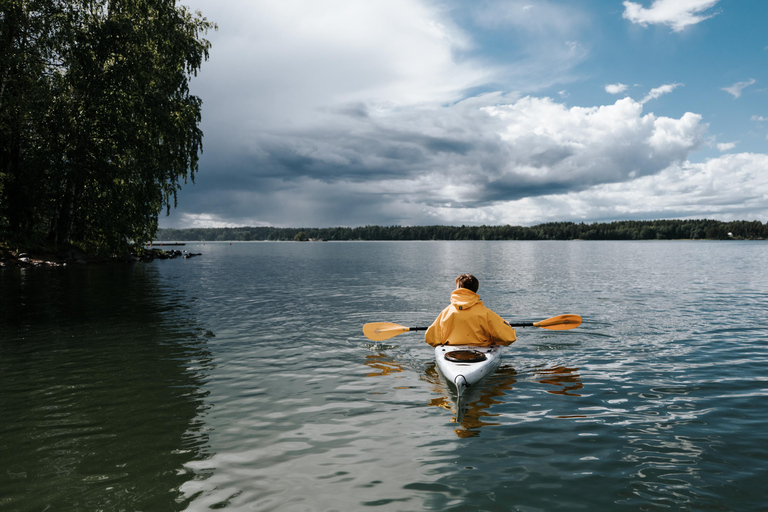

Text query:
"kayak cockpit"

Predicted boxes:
[[443, 349, 487, 363]]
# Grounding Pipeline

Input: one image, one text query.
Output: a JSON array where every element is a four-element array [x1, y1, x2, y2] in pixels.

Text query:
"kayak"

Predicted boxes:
[[362, 316, 581, 419], [434, 344, 502, 399]]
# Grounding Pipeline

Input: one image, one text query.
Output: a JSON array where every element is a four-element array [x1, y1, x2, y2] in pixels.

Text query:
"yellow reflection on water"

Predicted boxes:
[[422, 365, 518, 438], [363, 353, 404, 377], [533, 365, 583, 396]]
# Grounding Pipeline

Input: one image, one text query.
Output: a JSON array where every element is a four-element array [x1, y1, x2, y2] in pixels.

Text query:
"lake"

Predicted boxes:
[[2, 240, 767, 511]]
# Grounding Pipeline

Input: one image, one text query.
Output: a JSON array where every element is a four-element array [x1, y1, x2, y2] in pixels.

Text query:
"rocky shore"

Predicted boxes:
[[146, 249, 203, 261], [0, 247, 201, 268]]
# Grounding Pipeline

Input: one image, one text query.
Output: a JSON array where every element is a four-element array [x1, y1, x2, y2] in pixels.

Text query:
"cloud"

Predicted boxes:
[[427, 153, 768, 225], [605, 83, 628, 94], [567, 153, 768, 221], [187, 0, 596, 155], [472, 1, 587, 34], [166, 93, 707, 227], [622, 0, 721, 32], [722, 79, 757, 98], [176, 213, 246, 229], [717, 142, 736, 152], [641, 83, 683, 103], [481, 97, 704, 194], [750, 115, 767, 122], [189, 0, 489, 149], [157, 0, 766, 230]]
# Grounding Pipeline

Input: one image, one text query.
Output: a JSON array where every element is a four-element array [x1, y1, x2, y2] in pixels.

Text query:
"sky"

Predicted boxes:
[[162, 0, 768, 229]]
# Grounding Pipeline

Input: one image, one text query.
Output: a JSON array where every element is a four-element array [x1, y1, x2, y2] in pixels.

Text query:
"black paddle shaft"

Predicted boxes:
[[410, 322, 534, 331]]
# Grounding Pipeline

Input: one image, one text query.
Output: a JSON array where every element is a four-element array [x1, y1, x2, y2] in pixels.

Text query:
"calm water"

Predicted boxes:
[[2, 241, 768, 511]]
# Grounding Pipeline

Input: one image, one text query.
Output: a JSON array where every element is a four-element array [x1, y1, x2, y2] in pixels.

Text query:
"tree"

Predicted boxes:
[[0, 0, 215, 255], [0, 0, 61, 246]]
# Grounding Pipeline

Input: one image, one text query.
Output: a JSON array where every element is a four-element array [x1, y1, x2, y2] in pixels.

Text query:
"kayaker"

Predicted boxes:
[[425, 274, 517, 347]]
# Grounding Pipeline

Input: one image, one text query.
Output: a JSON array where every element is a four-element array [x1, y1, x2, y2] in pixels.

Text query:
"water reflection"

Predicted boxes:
[[0, 264, 214, 511], [533, 365, 583, 396], [361, 348, 586, 438], [422, 365, 519, 438], [363, 353, 404, 377], [421, 363, 585, 436]]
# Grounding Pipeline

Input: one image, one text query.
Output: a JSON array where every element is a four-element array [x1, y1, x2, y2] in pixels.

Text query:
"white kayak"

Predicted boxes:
[[434, 344, 502, 398]]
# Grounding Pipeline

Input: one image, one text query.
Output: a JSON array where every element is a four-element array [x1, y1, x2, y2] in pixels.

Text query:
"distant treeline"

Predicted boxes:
[[156, 219, 767, 242]]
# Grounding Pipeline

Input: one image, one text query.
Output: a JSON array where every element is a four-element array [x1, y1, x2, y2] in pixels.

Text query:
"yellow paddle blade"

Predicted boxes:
[[533, 314, 582, 330], [363, 322, 412, 341]]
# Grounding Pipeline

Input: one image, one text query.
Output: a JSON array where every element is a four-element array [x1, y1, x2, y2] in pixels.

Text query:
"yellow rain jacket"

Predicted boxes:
[[424, 288, 517, 347]]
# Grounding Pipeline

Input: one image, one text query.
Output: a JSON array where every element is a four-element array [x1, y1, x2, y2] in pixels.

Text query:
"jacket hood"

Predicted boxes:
[[450, 288, 481, 310]]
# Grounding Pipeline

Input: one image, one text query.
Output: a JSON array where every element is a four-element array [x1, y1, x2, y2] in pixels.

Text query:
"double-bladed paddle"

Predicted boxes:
[[363, 314, 582, 341]]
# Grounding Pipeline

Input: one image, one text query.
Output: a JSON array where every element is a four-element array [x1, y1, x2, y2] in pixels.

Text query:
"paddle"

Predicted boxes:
[[363, 314, 582, 341]]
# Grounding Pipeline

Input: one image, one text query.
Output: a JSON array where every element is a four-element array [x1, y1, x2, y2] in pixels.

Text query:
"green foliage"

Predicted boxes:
[[0, 0, 215, 255], [156, 219, 768, 242]]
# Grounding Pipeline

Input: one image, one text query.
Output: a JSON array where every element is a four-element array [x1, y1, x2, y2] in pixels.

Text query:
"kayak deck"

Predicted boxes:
[[434, 344, 502, 394]]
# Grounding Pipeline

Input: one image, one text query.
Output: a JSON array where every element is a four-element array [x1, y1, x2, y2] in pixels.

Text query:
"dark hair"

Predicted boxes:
[[455, 274, 479, 293]]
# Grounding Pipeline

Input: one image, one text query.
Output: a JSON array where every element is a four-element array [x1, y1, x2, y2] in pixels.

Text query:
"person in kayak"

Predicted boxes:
[[425, 274, 517, 347]]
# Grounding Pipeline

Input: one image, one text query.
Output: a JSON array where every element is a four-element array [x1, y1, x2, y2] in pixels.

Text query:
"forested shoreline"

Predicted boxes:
[[156, 219, 767, 242]]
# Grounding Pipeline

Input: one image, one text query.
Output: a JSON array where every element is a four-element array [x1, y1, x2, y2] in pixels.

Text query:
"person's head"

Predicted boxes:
[[455, 274, 479, 293]]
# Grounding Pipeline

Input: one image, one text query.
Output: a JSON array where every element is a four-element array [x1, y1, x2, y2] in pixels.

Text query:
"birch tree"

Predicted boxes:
[[0, 0, 214, 254]]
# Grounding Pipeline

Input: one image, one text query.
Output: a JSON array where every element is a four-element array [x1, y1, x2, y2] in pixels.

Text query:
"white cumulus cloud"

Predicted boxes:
[[622, 0, 721, 32], [605, 83, 628, 94]]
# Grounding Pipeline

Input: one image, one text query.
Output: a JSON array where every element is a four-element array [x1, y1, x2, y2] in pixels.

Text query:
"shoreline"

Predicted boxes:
[[3, 237, 764, 269], [0, 247, 201, 268]]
